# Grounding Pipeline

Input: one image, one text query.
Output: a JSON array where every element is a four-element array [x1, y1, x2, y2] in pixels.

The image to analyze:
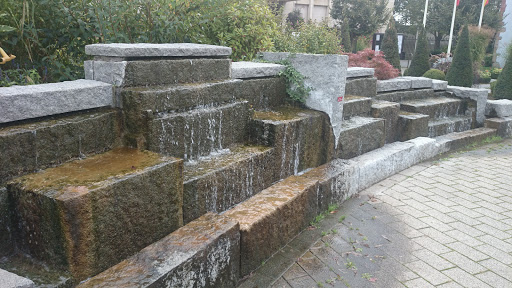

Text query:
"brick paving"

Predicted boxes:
[[240, 139, 512, 288]]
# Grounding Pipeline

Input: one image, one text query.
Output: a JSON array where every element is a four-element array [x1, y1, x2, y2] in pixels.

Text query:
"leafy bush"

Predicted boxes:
[[446, 25, 473, 87], [381, 19, 401, 71], [467, 25, 494, 66], [0, 67, 41, 87], [273, 21, 341, 55], [493, 45, 512, 99], [406, 28, 430, 76], [491, 68, 502, 79], [490, 80, 498, 96], [341, 19, 352, 53], [484, 54, 493, 67], [422, 69, 446, 80], [478, 69, 491, 84], [347, 49, 400, 80]]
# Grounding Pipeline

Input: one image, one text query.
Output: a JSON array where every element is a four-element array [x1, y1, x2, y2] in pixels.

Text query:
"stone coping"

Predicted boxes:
[[0, 80, 113, 124], [85, 43, 232, 57], [346, 67, 374, 78], [447, 86, 488, 126], [400, 76, 433, 89], [377, 78, 412, 92], [0, 269, 34, 288], [432, 79, 448, 91], [231, 61, 285, 79], [485, 99, 512, 117]]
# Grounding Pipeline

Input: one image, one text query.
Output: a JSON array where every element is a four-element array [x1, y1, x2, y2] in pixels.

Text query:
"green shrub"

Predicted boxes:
[[478, 69, 491, 83], [422, 69, 446, 80], [406, 28, 430, 76], [490, 80, 498, 95], [484, 54, 493, 67], [341, 18, 352, 53], [446, 25, 473, 87], [0, 67, 41, 87], [491, 68, 502, 79], [468, 26, 494, 67], [493, 45, 512, 99], [274, 20, 341, 55], [381, 19, 401, 71]]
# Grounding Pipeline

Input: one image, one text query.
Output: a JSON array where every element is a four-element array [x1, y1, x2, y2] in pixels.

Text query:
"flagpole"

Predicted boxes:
[[478, 0, 486, 30], [423, 0, 429, 27], [447, 0, 458, 56]]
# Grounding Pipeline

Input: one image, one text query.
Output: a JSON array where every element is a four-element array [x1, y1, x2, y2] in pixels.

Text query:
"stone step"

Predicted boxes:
[[142, 101, 249, 161], [375, 88, 436, 102], [0, 110, 119, 186], [337, 116, 385, 159], [343, 95, 372, 119], [400, 97, 464, 119], [428, 116, 473, 138], [249, 107, 335, 179], [371, 100, 400, 143], [397, 112, 429, 141], [6, 148, 183, 281], [436, 128, 497, 150], [485, 117, 512, 138], [183, 145, 277, 224], [77, 213, 240, 288]]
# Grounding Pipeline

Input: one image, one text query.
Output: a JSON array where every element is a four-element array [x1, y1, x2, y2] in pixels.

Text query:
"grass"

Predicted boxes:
[[310, 204, 340, 228]]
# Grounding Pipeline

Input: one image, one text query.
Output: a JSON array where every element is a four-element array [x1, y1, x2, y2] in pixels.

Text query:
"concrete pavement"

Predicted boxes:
[[239, 138, 512, 288]]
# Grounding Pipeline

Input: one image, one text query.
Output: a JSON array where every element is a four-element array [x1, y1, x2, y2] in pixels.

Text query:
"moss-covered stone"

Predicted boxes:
[[337, 117, 385, 159], [8, 148, 183, 281], [235, 78, 287, 110], [397, 113, 429, 141], [372, 100, 400, 143], [0, 187, 12, 257]]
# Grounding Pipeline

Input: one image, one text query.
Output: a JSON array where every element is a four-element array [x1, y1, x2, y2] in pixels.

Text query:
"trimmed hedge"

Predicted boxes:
[[406, 28, 430, 76], [381, 19, 401, 71], [446, 25, 473, 87], [423, 69, 446, 80]]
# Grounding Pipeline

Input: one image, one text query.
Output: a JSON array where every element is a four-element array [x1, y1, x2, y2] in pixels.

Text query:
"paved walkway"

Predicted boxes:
[[240, 139, 512, 288]]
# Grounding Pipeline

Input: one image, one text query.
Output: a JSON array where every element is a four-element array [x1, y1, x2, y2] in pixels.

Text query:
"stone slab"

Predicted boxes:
[[485, 99, 512, 117], [0, 80, 113, 124], [428, 116, 473, 138], [432, 79, 448, 91], [375, 89, 435, 103], [0, 269, 35, 288], [8, 148, 183, 281], [346, 67, 374, 78], [236, 78, 287, 110], [400, 97, 463, 119], [436, 128, 497, 151], [485, 117, 512, 138], [447, 86, 488, 126], [343, 96, 372, 119], [397, 113, 429, 141], [371, 100, 400, 143], [337, 117, 385, 159], [0, 111, 119, 186], [85, 43, 232, 58], [261, 52, 348, 147], [231, 61, 285, 79], [377, 78, 412, 93], [77, 213, 240, 288], [345, 78, 377, 98], [401, 76, 433, 89], [183, 146, 276, 224], [224, 175, 319, 277]]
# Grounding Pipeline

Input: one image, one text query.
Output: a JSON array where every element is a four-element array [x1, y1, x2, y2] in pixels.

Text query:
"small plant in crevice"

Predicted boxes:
[[277, 59, 312, 103], [309, 204, 340, 227]]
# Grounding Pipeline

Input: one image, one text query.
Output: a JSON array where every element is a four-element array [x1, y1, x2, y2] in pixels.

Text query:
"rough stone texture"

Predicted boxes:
[[343, 96, 372, 119], [436, 128, 497, 151], [77, 213, 240, 288], [0, 187, 12, 257], [0, 111, 119, 186], [146, 101, 249, 161], [231, 61, 285, 79], [432, 79, 448, 91], [345, 78, 377, 98], [248, 107, 335, 180], [377, 78, 412, 93], [224, 175, 319, 277], [401, 76, 433, 89], [346, 67, 374, 78], [337, 117, 385, 159], [0, 269, 35, 288], [8, 148, 183, 281], [375, 89, 435, 103], [371, 100, 400, 143], [236, 78, 287, 110], [183, 146, 276, 224], [400, 97, 463, 119], [447, 86, 488, 126], [85, 60, 127, 87], [261, 53, 347, 147], [485, 99, 512, 117], [485, 117, 512, 138], [428, 116, 473, 137], [85, 43, 232, 57], [0, 80, 113, 124], [397, 113, 429, 141]]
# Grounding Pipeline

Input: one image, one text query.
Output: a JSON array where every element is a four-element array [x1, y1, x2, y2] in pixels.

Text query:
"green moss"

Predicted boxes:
[[253, 106, 312, 121]]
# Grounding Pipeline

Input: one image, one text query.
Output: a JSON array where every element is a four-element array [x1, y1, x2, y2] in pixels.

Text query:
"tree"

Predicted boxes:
[[394, 0, 503, 51], [493, 45, 512, 99], [381, 18, 401, 71], [331, 0, 390, 53], [406, 28, 430, 76], [446, 25, 473, 87], [341, 18, 352, 53]]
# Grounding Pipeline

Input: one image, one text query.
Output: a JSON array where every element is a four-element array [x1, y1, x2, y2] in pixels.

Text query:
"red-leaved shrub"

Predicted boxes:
[[346, 49, 400, 80]]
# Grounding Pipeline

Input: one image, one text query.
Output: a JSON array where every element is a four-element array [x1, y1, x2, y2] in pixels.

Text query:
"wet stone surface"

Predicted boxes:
[[397, 113, 429, 141]]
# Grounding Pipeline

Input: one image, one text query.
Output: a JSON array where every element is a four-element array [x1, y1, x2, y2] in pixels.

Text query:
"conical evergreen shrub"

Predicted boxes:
[[446, 25, 473, 87], [494, 45, 512, 99], [381, 19, 401, 71], [341, 18, 352, 53], [406, 28, 430, 76]]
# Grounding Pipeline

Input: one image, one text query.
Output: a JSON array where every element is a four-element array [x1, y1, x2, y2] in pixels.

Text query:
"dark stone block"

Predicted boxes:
[[337, 117, 385, 159], [397, 113, 429, 141], [345, 78, 377, 98], [485, 117, 512, 138], [235, 78, 287, 110], [0, 187, 12, 257], [343, 96, 372, 119], [400, 97, 463, 119], [372, 100, 400, 143]]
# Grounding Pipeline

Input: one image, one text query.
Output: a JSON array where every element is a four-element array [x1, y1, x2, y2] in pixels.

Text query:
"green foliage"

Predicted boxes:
[[286, 9, 304, 29], [422, 69, 446, 80], [478, 69, 491, 83], [490, 79, 498, 95], [341, 18, 352, 53], [484, 54, 493, 67], [0, 67, 41, 87], [381, 19, 401, 71], [468, 25, 494, 66], [331, 0, 389, 51], [493, 45, 512, 99], [406, 28, 430, 76], [446, 26, 473, 87], [274, 21, 341, 55], [491, 68, 502, 79], [276, 59, 312, 103]]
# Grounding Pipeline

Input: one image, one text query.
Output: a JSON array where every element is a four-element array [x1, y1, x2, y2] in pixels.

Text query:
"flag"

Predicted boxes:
[[485, 0, 489, 6], [457, 0, 461, 6]]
